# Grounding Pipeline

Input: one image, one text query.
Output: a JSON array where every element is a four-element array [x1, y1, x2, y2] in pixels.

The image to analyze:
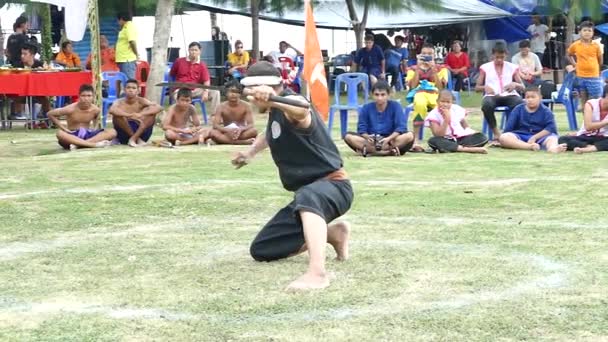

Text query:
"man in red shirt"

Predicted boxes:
[[170, 41, 220, 114]]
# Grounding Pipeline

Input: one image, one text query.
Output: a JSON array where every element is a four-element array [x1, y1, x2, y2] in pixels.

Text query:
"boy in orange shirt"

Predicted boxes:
[[567, 21, 603, 106]]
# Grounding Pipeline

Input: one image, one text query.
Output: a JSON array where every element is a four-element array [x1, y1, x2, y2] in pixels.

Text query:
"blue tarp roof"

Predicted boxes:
[[185, 0, 512, 30]]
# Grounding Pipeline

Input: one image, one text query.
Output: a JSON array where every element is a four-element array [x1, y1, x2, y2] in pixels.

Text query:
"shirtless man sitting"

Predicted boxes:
[[162, 88, 210, 146], [48, 84, 117, 150], [109, 79, 163, 147], [208, 80, 258, 145]]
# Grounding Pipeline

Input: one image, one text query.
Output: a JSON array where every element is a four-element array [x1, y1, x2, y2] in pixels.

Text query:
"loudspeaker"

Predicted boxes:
[[200, 40, 231, 66]]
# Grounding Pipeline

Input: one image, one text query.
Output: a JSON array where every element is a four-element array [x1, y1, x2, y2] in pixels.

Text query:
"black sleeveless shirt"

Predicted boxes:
[[265, 92, 344, 191]]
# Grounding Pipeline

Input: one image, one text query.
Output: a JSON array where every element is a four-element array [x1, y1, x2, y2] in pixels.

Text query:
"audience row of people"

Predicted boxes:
[[344, 81, 608, 156], [48, 80, 257, 150]]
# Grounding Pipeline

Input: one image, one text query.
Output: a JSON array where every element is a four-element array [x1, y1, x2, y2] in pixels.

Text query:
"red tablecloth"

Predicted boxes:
[[0, 71, 92, 96]]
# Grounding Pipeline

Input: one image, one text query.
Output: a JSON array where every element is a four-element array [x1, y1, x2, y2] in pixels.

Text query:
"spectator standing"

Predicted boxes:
[[5, 16, 29, 66], [566, 21, 603, 106], [527, 15, 550, 65], [116, 12, 138, 79]]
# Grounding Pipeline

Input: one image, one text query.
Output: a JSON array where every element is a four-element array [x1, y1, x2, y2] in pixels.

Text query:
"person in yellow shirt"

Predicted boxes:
[[406, 43, 448, 150], [567, 20, 604, 107], [115, 12, 138, 79], [226, 40, 250, 79], [54, 41, 81, 68]]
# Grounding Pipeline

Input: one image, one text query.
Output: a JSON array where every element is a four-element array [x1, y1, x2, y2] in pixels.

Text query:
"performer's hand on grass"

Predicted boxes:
[[231, 151, 251, 169]]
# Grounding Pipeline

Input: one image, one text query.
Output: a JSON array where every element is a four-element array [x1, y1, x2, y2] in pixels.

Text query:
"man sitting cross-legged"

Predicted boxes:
[[162, 88, 210, 146], [208, 80, 258, 145], [499, 86, 567, 153], [109, 79, 163, 147], [344, 81, 414, 156], [48, 84, 117, 150]]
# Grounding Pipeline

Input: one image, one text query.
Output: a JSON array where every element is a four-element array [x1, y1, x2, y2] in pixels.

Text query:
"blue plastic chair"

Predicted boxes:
[[101, 71, 128, 128], [542, 71, 578, 131], [292, 55, 304, 94], [329, 54, 353, 93], [327, 72, 369, 138], [191, 98, 208, 125], [482, 106, 511, 140]]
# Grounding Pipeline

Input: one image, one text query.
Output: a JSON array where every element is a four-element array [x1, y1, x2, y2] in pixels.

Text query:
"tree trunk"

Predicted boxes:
[[40, 4, 53, 63], [251, 0, 260, 60], [146, 0, 176, 104], [345, 0, 368, 50]]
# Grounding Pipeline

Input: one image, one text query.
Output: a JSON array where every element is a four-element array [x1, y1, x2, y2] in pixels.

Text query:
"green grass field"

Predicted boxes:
[[0, 96, 607, 341]]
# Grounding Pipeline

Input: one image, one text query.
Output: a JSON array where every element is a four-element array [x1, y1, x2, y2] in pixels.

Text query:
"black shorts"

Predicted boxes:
[[249, 179, 353, 262]]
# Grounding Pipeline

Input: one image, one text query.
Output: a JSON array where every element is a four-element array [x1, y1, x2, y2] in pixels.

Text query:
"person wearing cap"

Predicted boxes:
[[232, 61, 354, 291], [5, 16, 29, 66]]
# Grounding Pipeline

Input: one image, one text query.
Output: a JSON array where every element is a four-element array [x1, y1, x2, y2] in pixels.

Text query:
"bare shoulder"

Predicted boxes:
[[137, 96, 154, 106]]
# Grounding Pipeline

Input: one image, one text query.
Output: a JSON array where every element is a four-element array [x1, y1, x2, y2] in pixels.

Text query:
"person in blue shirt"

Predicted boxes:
[[499, 86, 567, 153], [384, 35, 408, 91], [353, 34, 385, 86], [344, 81, 414, 156]]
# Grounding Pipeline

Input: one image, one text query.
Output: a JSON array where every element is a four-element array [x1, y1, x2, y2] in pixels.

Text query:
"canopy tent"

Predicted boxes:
[[184, 0, 513, 30], [482, 0, 608, 43]]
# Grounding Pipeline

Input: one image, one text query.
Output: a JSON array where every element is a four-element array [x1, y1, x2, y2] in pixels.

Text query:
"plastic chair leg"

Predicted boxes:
[[340, 109, 348, 138], [482, 118, 493, 140], [418, 124, 424, 141], [196, 101, 208, 125], [327, 107, 336, 135], [102, 103, 109, 128]]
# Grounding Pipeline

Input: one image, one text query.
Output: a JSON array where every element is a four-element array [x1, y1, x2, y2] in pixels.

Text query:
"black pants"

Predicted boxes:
[[481, 95, 524, 130], [452, 73, 466, 92], [558, 135, 608, 151], [344, 132, 413, 155], [386, 65, 401, 88], [428, 133, 488, 153], [250, 179, 353, 262]]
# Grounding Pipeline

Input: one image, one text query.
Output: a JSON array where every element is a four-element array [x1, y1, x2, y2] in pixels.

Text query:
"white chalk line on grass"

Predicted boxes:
[[2, 176, 604, 201], [0, 222, 180, 262], [0, 240, 572, 325], [349, 214, 608, 230]]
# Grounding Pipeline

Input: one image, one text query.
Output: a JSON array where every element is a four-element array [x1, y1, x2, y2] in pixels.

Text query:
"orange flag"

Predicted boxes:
[[303, 0, 329, 120]]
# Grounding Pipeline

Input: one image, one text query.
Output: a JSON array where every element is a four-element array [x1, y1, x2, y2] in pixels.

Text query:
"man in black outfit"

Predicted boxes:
[[5, 16, 29, 66], [232, 62, 354, 291]]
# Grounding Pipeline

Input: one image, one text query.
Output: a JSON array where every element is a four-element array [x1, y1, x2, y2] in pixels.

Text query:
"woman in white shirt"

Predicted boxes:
[[425, 90, 489, 153]]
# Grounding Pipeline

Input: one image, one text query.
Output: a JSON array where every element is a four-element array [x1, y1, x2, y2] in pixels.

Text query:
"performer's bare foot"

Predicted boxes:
[[530, 143, 541, 151], [286, 271, 330, 291], [327, 221, 350, 261], [137, 138, 147, 146]]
